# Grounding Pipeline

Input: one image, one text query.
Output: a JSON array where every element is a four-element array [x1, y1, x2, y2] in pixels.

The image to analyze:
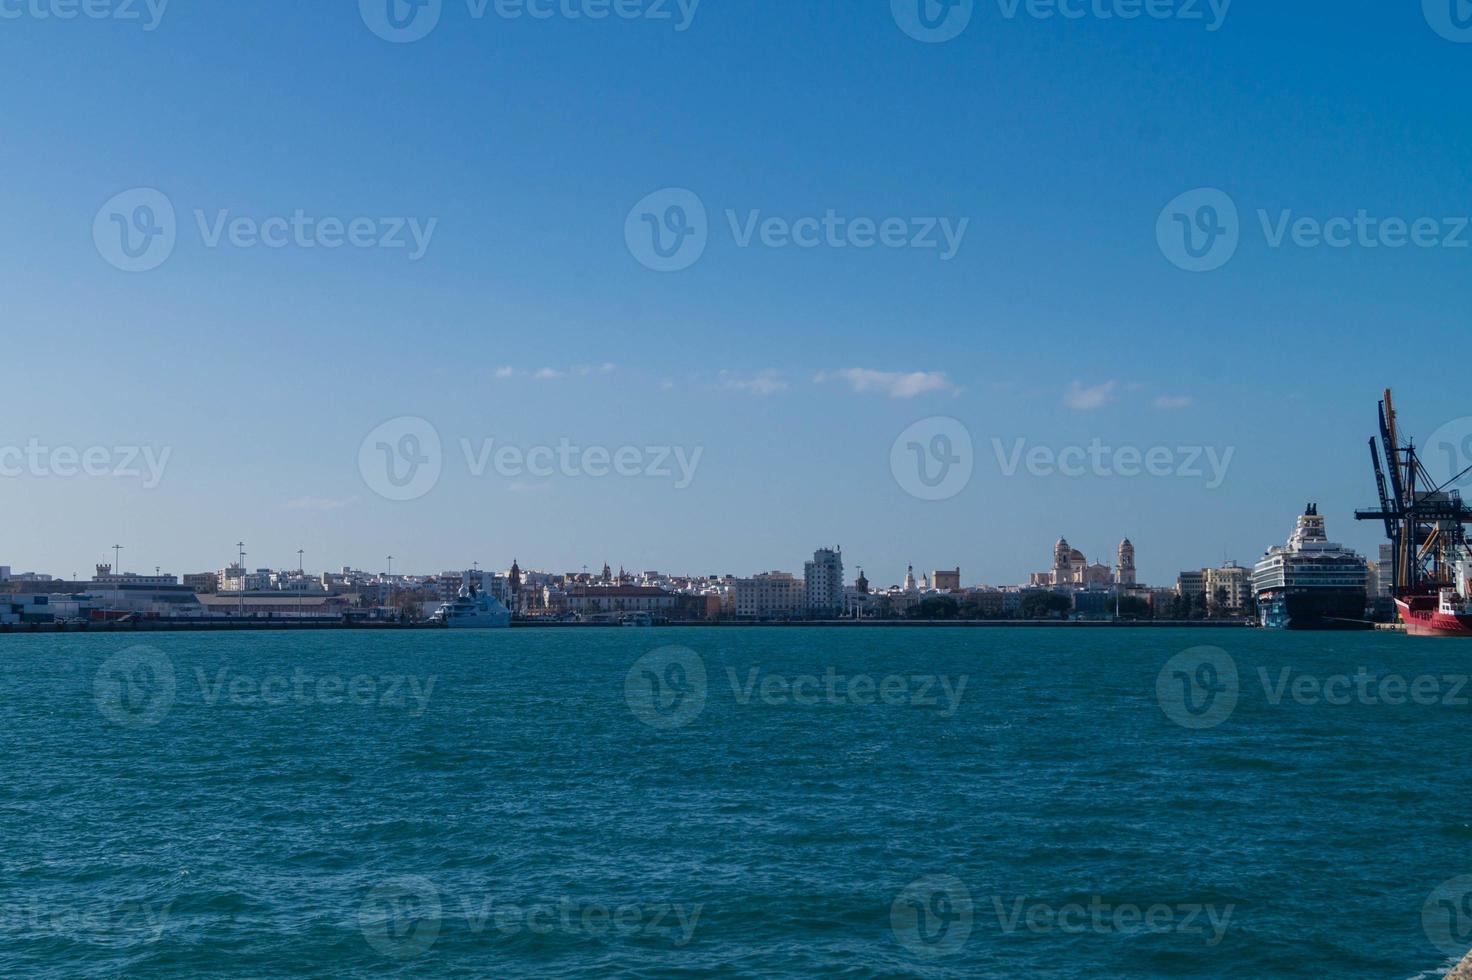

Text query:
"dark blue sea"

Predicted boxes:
[[3, 627, 1471, 978]]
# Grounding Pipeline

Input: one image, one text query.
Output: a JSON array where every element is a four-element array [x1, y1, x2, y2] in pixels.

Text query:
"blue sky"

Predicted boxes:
[[4, 0, 1472, 586]]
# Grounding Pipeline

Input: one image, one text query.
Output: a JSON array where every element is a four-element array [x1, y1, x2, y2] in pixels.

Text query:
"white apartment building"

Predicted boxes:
[[1202, 562, 1253, 611], [804, 547, 844, 617], [734, 572, 806, 620], [218, 564, 272, 592]]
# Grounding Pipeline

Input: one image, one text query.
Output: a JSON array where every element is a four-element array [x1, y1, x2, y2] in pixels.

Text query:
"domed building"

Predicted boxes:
[[1031, 536, 1133, 589]]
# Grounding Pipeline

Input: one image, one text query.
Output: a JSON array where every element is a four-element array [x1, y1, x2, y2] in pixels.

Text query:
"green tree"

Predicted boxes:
[[1021, 592, 1073, 619], [908, 597, 959, 620], [1109, 595, 1152, 619], [1018, 593, 1052, 619]]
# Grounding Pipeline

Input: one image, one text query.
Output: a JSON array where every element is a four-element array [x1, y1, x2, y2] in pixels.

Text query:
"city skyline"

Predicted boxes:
[[0, 507, 1361, 594], [6, 2, 1472, 589]]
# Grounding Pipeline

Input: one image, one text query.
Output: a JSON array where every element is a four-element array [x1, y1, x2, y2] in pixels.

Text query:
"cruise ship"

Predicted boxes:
[[1253, 504, 1371, 630]]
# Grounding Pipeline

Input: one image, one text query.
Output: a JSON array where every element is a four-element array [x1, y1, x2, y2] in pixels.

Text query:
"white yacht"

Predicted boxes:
[[432, 576, 511, 629]]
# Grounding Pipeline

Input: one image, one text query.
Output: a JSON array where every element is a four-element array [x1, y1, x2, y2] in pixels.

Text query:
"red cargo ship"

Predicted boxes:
[[1396, 587, 1472, 637]]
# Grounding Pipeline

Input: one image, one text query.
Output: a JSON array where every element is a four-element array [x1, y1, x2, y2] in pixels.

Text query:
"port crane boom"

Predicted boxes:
[[1355, 389, 1472, 593]]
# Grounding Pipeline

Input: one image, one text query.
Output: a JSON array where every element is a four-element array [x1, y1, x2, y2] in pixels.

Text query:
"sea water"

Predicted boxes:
[[2, 627, 1470, 978]]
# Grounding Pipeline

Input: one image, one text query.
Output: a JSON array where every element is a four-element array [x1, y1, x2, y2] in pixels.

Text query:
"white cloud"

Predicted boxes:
[[814, 368, 958, 399], [497, 364, 617, 381], [722, 370, 788, 396], [1063, 381, 1117, 411], [286, 496, 356, 512], [1154, 394, 1194, 410]]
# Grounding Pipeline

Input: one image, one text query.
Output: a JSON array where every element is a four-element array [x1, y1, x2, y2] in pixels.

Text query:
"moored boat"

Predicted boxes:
[[432, 573, 511, 629], [1397, 589, 1472, 637], [1253, 504, 1371, 630]]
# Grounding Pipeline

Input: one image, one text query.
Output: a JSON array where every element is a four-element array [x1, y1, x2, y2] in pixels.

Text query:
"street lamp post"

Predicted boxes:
[[236, 542, 246, 619]]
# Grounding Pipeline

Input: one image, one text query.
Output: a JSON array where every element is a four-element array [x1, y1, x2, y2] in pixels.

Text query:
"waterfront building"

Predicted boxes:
[[734, 572, 806, 620], [196, 594, 350, 619], [1202, 562, 1253, 612], [1073, 591, 1112, 619], [182, 572, 219, 593], [218, 563, 272, 592], [563, 585, 678, 616], [1, 594, 86, 625], [1177, 570, 1205, 598], [902, 565, 918, 592], [804, 547, 845, 617], [968, 588, 1006, 618], [93, 564, 179, 586], [3, 571, 54, 583], [933, 568, 961, 592], [0, 566, 8, 583], [1375, 544, 1394, 597]]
